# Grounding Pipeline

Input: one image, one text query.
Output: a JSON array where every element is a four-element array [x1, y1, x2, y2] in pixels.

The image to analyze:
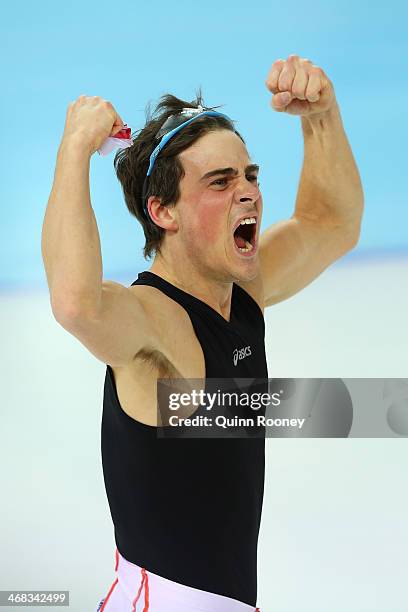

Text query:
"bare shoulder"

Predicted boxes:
[[235, 271, 265, 316], [128, 282, 187, 333]]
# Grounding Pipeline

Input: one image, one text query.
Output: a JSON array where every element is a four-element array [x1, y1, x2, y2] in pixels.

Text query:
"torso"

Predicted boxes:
[[110, 275, 265, 427]]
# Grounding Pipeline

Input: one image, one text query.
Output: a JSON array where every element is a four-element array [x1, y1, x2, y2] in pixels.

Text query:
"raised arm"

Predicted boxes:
[[259, 55, 364, 306], [41, 96, 154, 366]]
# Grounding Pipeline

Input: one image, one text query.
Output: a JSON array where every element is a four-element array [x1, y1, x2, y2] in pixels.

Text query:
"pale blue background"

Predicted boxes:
[[1, 0, 407, 290], [1, 2, 407, 612]]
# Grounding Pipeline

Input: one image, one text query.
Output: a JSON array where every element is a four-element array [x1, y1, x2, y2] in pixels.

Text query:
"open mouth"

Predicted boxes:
[[233, 219, 257, 255]]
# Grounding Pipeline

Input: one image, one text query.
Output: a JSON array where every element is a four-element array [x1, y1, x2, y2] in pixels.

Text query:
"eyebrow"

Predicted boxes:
[[200, 163, 260, 181]]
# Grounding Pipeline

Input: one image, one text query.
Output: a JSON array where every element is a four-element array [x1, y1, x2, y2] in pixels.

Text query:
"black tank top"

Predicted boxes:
[[101, 271, 268, 606]]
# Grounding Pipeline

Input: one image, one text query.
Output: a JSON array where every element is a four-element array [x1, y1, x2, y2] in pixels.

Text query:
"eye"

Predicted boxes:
[[211, 175, 260, 187]]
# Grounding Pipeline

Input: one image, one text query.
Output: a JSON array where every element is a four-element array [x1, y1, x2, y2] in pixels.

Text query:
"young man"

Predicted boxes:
[[41, 55, 364, 611]]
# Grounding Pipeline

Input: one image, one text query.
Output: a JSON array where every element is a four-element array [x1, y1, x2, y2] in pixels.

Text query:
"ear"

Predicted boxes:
[[147, 196, 179, 231]]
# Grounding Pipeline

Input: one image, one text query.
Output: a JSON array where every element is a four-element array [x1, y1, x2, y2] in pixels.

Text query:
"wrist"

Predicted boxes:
[[58, 133, 94, 160], [301, 98, 342, 129]]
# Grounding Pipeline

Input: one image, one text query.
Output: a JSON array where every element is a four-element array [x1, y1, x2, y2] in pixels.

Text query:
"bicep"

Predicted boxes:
[[54, 280, 155, 367], [259, 215, 356, 307]]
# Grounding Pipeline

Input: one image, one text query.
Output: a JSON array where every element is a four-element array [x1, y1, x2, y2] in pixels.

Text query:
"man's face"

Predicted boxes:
[[173, 129, 263, 282]]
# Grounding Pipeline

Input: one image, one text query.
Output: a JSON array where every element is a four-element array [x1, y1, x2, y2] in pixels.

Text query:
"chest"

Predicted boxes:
[[110, 288, 265, 426]]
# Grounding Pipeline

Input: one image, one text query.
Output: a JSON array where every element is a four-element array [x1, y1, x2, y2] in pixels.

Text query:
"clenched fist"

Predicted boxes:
[[61, 95, 125, 155], [265, 54, 336, 117]]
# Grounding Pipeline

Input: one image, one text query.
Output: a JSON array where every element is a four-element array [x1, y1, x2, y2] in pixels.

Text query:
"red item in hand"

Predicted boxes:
[[113, 124, 131, 139]]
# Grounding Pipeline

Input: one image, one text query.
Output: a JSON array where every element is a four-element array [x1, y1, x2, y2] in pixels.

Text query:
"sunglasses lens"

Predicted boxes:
[[156, 110, 206, 140]]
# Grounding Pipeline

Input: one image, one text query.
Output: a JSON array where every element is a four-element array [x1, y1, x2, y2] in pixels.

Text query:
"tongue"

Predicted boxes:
[[234, 234, 247, 249]]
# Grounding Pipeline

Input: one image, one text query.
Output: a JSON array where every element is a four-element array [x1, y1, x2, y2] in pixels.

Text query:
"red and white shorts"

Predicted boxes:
[[96, 548, 261, 612]]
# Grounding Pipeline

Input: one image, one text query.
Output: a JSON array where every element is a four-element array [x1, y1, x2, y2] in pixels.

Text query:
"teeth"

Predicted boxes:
[[239, 217, 256, 225], [238, 240, 254, 253]]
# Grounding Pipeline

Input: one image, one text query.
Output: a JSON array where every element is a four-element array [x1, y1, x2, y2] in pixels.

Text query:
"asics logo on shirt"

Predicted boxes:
[[233, 345, 252, 366]]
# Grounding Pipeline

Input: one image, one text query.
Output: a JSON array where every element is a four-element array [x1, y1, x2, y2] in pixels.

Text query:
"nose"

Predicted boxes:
[[235, 176, 261, 203], [236, 185, 261, 203]]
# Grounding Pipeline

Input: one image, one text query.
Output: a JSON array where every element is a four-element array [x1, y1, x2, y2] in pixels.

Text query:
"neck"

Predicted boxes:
[[148, 248, 234, 321]]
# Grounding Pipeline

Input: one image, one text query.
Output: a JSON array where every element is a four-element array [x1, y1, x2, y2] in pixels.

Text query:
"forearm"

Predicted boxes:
[[41, 137, 103, 318], [294, 98, 364, 237]]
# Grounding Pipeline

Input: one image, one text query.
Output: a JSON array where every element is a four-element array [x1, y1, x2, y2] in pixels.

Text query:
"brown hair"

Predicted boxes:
[[113, 86, 246, 260]]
